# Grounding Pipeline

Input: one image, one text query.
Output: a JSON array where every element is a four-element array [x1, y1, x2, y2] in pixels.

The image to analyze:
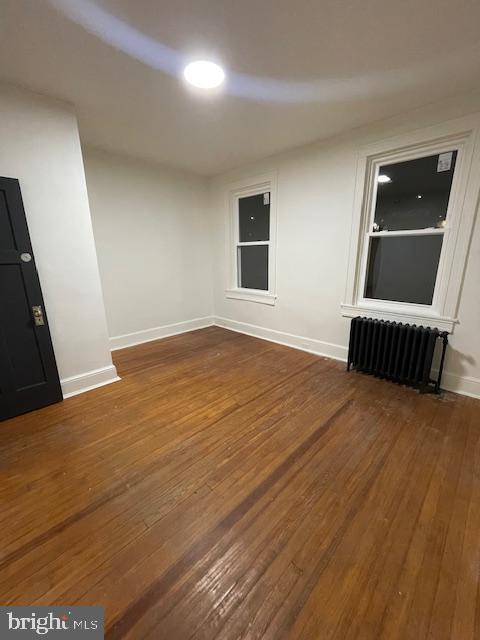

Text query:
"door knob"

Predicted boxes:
[[32, 305, 45, 326]]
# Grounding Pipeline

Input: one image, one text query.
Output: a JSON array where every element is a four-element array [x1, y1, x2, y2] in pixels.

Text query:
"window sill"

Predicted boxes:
[[225, 289, 277, 306], [341, 303, 456, 333]]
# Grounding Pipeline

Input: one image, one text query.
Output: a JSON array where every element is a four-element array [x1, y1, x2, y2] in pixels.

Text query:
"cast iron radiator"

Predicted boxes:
[[347, 317, 449, 393]]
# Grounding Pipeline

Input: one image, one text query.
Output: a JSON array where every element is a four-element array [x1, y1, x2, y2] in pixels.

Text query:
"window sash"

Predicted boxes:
[[368, 228, 445, 238], [234, 193, 271, 292], [236, 240, 270, 246], [225, 172, 277, 305], [363, 230, 446, 302], [363, 234, 445, 305], [236, 242, 270, 289], [237, 244, 269, 291], [357, 143, 462, 313]]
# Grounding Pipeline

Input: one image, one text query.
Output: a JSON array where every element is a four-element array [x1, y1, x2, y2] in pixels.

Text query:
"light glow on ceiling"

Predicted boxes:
[[48, 0, 464, 104], [183, 61, 225, 89]]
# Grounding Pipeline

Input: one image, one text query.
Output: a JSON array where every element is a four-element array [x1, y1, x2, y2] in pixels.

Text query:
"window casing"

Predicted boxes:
[[225, 173, 277, 305], [342, 116, 480, 332]]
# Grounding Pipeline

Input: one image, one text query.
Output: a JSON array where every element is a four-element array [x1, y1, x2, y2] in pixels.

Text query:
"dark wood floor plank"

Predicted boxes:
[[1, 326, 479, 639]]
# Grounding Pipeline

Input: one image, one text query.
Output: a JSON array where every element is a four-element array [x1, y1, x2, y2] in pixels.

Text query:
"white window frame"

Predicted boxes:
[[225, 172, 277, 305], [342, 115, 480, 332]]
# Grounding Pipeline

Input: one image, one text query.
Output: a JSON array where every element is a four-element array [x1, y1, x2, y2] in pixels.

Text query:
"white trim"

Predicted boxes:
[[225, 288, 277, 306], [213, 317, 479, 399], [438, 371, 480, 399], [343, 114, 480, 330], [237, 240, 270, 246], [110, 316, 215, 351], [214, 316, 348, 361], [340, 303, 456, 333], [60, 319, 480, 401], [61, 364, 120, 398], [225, 171, 278, 305], [367, 228, 445, 237]]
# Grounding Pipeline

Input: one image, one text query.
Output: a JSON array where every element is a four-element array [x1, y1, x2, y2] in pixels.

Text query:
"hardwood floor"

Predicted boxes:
[[1, 326, 480, 639]]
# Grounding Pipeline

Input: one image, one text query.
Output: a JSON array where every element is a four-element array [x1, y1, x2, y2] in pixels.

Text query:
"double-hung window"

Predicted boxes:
[[364, 150, 456, 306], [342, 116, 480, 332], [226, 173, 277, 305], [237, 192, 270, 290]]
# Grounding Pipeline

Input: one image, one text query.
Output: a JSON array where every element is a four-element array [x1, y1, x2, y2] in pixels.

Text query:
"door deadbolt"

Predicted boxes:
[[20, 253, 32, 263], [32, 305, 45, 326]]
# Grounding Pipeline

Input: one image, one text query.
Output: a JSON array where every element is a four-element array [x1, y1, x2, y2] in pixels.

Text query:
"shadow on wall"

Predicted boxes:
[[432, 341, 475, 382]]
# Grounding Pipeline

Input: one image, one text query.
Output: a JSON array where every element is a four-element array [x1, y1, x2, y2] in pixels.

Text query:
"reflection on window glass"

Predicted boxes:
[[239, 193, 270, 242], [238, 245, 268, 290], [373, 151, 457, 232], [365, 235, 443, 305]]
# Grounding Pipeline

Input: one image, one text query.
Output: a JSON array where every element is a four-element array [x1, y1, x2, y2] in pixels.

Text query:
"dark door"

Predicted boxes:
[[0, 177, 62, 421]]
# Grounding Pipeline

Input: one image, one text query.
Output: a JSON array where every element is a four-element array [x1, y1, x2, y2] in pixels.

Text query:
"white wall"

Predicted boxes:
[[0, 84, 116, 396], [4, 84, 476, 403], [84, 148, 213, 349], [210, 91, 480, 398]]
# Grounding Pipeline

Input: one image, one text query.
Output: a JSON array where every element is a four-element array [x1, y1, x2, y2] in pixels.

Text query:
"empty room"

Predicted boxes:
[[1, 1, 480, 638]]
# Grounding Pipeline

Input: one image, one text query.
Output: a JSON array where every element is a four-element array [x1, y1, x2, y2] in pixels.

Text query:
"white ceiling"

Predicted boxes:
[[1, 0, 480, 175]]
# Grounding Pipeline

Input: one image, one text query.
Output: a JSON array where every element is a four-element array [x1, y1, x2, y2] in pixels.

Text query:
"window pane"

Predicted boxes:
[[365, 235, 443, 305], [238, 245, 268, 290], [373, 151, 457, 232], [239, 193, 270, 241]]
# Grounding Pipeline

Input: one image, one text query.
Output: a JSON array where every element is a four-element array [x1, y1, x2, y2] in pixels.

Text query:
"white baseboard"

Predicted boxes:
[[110, 316, 215, 351], [86, 313, 479, 401], [61, 364, 120, 399], [214, 316, 348, 362], [439, 371, 480, 399], [213, 316, 480, 400]]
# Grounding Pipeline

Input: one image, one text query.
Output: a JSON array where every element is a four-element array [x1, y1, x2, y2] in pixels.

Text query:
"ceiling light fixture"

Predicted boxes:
[[183, 60, 225, 89], [377, 174, 392, 183]]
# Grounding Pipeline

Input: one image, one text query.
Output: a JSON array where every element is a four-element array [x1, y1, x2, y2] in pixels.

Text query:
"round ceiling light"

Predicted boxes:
[[183, 60, 225, 89]]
